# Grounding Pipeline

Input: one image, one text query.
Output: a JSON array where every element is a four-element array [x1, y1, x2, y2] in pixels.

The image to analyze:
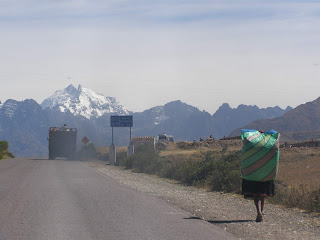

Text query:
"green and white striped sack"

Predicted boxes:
[[241, 129, 280, 182]]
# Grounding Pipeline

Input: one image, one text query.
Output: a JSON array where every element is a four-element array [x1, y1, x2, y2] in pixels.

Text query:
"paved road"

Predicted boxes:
[[0, 158, 236, 240]]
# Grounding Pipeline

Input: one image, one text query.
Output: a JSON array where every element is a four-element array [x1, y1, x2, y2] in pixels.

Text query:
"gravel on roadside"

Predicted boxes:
[[85, 159, 320, 240]]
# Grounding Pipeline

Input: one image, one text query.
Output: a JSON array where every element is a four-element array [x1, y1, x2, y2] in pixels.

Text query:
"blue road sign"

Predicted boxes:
[[110, 116, 133, 127]]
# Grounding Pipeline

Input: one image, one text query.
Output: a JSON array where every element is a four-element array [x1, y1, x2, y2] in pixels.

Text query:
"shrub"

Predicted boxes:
[[115, 151, 128, 166], [7, 152, 15, 159], [270, 183, 320, 213], [175, 160, 198, 184], [118, 146, 242, 193], [201, 151, 241, 193], [121, 146, 162, 174], [156, 142, 167, 151], [0, 141, 15, 159], [157, 159, 178, 179], [0, 141, 8, 152], [77, 143, 98, 159]]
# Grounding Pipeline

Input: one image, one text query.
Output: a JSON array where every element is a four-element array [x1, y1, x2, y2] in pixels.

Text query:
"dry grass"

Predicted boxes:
[[278, 147, 320, 191], [159, 149, 200, 157], [96, 146, 127, 155], [158, 140, 242, 162]]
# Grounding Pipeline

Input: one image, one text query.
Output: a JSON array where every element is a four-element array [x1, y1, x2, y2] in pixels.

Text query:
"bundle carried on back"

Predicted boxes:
[[241, 129, 280, 182]]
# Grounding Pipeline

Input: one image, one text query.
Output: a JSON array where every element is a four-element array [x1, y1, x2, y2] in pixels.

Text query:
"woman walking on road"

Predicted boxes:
[[240, 129, 280, 222]]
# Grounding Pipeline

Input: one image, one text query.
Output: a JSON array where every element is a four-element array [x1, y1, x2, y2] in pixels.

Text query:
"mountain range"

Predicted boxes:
[[230, 97, 320, 141], [0, 84, 296, 157]]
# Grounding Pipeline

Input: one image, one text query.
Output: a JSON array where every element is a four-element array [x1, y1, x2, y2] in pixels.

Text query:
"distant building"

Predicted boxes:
[[132, 137, 156, 148]]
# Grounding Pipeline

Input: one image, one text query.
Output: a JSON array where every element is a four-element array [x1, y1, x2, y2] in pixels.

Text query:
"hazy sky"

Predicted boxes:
[[1, 0, 320, 114]]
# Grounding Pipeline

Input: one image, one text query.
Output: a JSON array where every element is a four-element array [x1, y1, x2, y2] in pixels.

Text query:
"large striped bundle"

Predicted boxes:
[[241, 129, 280, 182]]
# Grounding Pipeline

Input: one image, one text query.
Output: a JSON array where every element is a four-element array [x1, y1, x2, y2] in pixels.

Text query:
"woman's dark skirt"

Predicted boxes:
[[242, 179, 275, 199]]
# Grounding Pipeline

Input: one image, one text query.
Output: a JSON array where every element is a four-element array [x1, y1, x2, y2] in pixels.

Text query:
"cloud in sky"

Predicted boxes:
[[1, 1, 319, 23], [1, 1, 320, 113]]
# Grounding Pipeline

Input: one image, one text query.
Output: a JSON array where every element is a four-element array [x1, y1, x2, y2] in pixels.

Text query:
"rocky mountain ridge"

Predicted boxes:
[[230, 97, 320, 141], [133, 100, 291, 140], [212, 103, 292, 137]]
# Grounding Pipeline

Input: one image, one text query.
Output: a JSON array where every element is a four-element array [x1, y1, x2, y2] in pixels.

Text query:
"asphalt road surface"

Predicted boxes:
[[0, 158, 236, 240]]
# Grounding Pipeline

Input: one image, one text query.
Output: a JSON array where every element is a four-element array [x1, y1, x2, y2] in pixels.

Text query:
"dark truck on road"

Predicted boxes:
[[48, 126, 77, 160]]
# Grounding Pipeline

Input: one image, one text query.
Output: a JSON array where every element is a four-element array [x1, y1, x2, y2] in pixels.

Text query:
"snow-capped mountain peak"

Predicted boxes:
[[41, 84, 129, 119]]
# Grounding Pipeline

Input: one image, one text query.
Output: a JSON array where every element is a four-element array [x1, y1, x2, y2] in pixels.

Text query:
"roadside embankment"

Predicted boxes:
[[85, 159, 320, 240], [112, 143, 320, 214], [96, 141, 320, 214]]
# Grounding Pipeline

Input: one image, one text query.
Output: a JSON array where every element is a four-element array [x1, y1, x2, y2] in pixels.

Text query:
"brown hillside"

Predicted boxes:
[[230, 97, 320, 140]]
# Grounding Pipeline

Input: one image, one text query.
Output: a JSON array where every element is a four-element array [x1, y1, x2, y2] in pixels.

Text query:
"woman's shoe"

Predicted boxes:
[[256, 215, 263, 222]]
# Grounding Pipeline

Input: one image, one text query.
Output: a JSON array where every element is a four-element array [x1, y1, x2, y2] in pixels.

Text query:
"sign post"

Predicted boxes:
[[112, 127, 114, 145], [130, 127, 132, 143], [110, 116, 134, 164]]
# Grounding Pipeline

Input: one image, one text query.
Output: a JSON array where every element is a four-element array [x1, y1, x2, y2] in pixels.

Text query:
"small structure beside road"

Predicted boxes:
[[132, 137, 155, 149]]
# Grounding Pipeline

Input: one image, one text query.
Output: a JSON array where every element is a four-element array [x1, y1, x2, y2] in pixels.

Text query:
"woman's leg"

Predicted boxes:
[[260, 196, 265, 214], [254, 194, 262, 215], [254, 194, 263, 222]]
